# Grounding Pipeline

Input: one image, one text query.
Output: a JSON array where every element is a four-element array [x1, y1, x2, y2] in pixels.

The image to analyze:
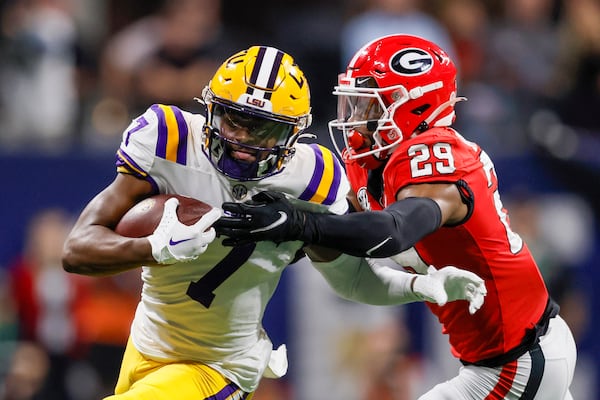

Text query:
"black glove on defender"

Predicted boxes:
[[215, 190, 442, 257], [215, 191, 308, 246]]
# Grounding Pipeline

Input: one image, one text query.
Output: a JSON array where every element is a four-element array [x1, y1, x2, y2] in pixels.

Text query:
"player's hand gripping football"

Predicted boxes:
[[215, 191, 306, 246], [413, 266, 487, 314], [147, 198, 223, 264]]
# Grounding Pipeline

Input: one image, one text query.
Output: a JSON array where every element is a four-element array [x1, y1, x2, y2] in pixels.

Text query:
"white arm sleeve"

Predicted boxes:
[[311, 254, 422, 305]]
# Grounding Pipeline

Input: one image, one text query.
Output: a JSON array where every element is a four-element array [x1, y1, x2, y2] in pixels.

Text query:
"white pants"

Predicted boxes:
[[419, 316, 577, 399]]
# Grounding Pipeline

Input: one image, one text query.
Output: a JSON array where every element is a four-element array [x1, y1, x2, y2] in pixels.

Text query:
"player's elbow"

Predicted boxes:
[[61, 241, 82, 274], [62, 238, 94, 275], [62, 252, 102, 276], [62, 259, 79, 274]]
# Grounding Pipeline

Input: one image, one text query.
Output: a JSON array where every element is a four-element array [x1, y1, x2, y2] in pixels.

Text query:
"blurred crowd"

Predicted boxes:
[[0, 208, 141, 399], [0, 0, 598, 158], [0, 0, 599, 399]]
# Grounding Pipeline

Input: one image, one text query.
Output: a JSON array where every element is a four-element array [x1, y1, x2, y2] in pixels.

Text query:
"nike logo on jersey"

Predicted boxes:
[[169, 237, 193, 246], [250, 211, 288, 233], [366, 236, 393, 256]]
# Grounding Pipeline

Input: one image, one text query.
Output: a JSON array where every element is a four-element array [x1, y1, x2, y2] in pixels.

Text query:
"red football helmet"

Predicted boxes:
[[328, 34, 465, 169]]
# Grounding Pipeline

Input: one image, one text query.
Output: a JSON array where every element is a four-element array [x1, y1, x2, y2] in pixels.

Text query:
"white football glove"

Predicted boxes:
[[147, 198, 223, 264], [413, 266, 487, 314]]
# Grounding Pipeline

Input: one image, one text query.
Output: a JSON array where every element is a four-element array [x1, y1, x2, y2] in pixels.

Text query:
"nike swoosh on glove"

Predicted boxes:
[[147, 198, 223, 264], [214, 191, 307, 246], [413, 266, 487, 314]]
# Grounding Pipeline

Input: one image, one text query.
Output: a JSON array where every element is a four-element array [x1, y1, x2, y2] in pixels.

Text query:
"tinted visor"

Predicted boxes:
[[337, 76, 384, 132], [212, 104, 294, 148], [338, 95, 384, 128]]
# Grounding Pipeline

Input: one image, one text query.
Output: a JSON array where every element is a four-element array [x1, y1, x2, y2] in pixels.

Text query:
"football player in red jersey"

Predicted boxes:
[[215, 34, 577, 399]]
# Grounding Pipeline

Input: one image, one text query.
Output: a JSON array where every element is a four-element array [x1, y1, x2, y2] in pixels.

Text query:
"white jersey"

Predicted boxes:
[[115, 104, 350, 392]]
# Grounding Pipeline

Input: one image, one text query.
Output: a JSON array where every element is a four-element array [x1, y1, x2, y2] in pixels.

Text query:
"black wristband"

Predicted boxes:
[[300, 197, 442, 257]]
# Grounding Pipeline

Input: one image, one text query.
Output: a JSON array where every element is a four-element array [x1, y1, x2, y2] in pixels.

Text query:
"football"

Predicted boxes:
[[115, 194, 214, 238]]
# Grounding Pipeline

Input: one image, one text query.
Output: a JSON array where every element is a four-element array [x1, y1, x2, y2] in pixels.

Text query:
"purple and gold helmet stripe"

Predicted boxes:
[[299, 144, 343, 205], [151, 104, 188, 164], [246, 46, 284, 100]]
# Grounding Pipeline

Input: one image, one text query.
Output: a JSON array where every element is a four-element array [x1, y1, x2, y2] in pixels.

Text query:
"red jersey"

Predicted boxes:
[[345, 127, 549, 363]]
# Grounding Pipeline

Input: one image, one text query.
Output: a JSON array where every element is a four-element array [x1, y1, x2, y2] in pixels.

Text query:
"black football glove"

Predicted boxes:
[[215, 191, 444, 257], [214, 191, 309, 246]]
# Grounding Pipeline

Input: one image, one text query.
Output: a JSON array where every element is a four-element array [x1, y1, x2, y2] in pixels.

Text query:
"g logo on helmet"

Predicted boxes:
[[390, 48, 433, 76]]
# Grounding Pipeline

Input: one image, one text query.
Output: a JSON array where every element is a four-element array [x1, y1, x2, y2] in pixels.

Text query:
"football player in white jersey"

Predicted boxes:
[[62, 45, 486, 400]]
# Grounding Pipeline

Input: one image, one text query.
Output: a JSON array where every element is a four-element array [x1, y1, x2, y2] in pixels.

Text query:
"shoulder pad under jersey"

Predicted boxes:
[[116, 104, 197, 178], [281, 143, 350, 215]]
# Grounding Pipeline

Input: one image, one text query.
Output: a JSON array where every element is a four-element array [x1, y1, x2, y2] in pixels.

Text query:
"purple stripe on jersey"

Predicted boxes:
[[298, 143, 325, 202], [171, 106, 188, 165], [323, 155, 343, 205], [116, 148, 146, 176], [115, 149, 159, 193], [151, 104, 168, 158], [204, 382, 248, 400]]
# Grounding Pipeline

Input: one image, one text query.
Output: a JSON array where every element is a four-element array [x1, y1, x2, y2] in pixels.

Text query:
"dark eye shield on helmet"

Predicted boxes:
[[213, 104, 294, 147], [204, 103, 298, 181]]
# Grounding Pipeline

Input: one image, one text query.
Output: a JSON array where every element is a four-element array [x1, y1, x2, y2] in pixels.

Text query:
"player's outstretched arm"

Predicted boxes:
[[311, 254, 486, 312], [420, 265, 487, 314], [215, 190, 443, 258]]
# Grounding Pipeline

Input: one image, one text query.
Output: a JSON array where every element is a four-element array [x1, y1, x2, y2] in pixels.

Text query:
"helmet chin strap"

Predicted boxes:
[[410, 96, 467, 136], [424, 96, 467, 127]]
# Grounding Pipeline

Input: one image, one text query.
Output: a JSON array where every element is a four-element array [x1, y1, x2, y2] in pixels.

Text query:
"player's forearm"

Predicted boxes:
[[311, 254, 420, 305], [62, 225, 155, 276], [304, 244, 343, 263], [302, 197, 442, 258]]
